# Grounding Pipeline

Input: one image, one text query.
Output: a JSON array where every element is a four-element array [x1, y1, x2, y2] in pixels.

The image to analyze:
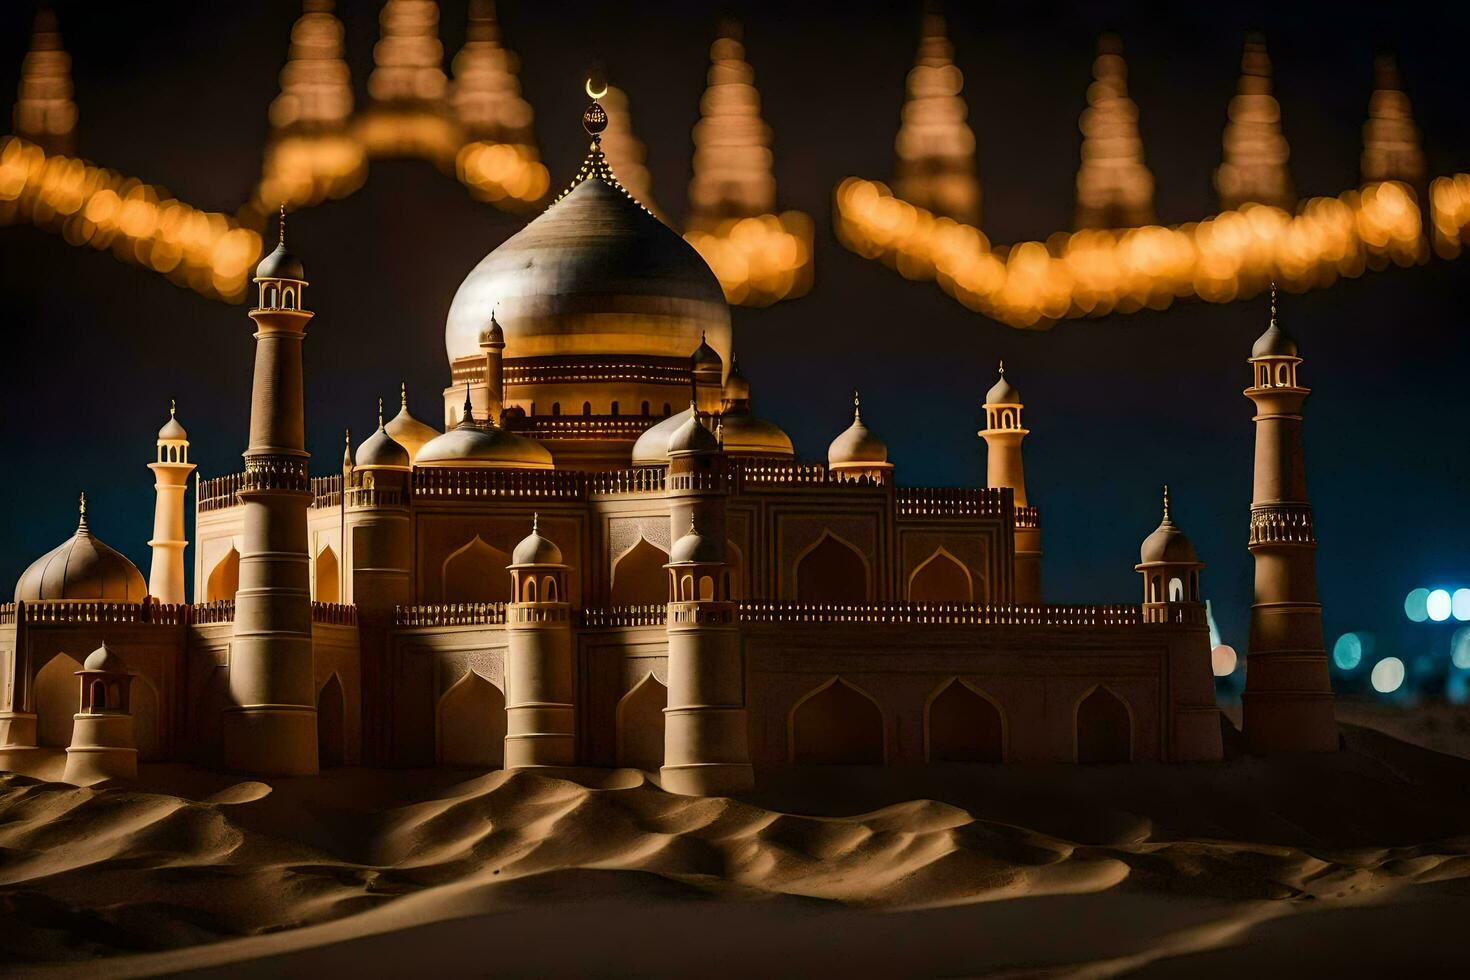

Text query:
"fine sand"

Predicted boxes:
[[3, 712, 1470, 977]]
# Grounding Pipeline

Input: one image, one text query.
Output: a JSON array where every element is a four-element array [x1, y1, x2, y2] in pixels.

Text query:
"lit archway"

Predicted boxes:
[[794, 531, 869, 604], [206, 547, 240, 602], [314, 545, 340, 604], [616, 673, 667, 772], [611, 537, 668, 606], [33, 653, 82, 748], [908, 548, 972, 603], [789, 677, 884, 764], [317, 673, 346, 767], [925, 679, 1004, 762], [1075, 685, 1133, 764], [437, 669, 506, 769], [442, 536, 512, 604]]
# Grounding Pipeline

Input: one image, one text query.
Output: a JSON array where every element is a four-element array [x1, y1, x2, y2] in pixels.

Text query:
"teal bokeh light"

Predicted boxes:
[[1371, 657, 1406, 694], [1453, 628, 1470, 670], [1332, 632, 1363, 670], [1405, 588, 1430, 622], [1454, 589, 1470, 622]]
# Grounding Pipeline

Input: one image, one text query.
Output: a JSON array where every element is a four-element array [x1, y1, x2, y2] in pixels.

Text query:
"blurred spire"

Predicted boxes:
[[1073, 34, 1155, 229], [359, 0, 456, 162], [1215, 33, 1295, 212], [687, 20, 776, 226], [892, 10, 981, 225], [13, 6, 77, 156], [1361, 53, 1425, 190]]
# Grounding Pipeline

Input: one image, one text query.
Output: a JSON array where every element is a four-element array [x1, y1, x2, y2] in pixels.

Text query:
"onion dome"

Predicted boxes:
[[444, 160, 731, 367], [385, 383, 440, 463], [667, 403, 719, 455], [1138, 486, 1200, 565], [631, 410, 688, 466], [416, 389, 554, 469], [718, 413, 794, 458], [15, 494, 146, 603], [692, 331, 722, 370], [828, 391, 889, 468], [511, 514, 564, 566], [984, 361, 1020, 405], [158, 401, 187, 441], [356, 398, 410, 468], [1251, 284, 1298, 358], [478, 309, 505, 348], [670, 516, 721, 564], [255, 206, 304, 280], [723, 356, 751, 406], [83, 641, 129, 673]]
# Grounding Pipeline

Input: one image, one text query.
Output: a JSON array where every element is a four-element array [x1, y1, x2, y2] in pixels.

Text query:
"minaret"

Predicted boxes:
[[980, 362, 1040, 602], [147, 401, 194, 604], [226, 207, 319, 775], [662, 407, 753, 796], [479, 309, 506, 422], [1242, 287, 1336, 753], [504, 516, 575, 768]]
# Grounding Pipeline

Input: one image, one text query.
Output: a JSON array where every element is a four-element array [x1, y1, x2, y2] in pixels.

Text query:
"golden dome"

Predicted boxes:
[[828, 393, 889, 469], [15, 499, 146, 603], [356, 425, 410, 469], [385, 384, 440, 462], [444, 176, 731, 366], [631, 411, 688, 466], [415, 397, 553, 469], [718, 411, 793, 458], [667, 404, 720, 455]]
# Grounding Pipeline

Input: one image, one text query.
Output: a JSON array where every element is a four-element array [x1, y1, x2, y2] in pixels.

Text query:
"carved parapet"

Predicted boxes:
[[735, 601, 1144, 626], [668, 601, 737, 626], [309, 474, 343, 509], [1249, 504, 1316, 546], [412, 468, 585, 501], [1015, 505, 1040, 529], [577, 605, 667, 628], [345, 486, 405, 509], [588, 468, 666, 496], [198, 472, 247, 512], [240, 455, 311, 494], [0, 603, 14, 626], [506, 604, 571, 626], [310, 602, 357, 626], [667, 470, 728, 493], [17, 600, 189, 625], [393, 602, 508, 627], [896, 487, 1009, 518], [192, 599, 236, 624]]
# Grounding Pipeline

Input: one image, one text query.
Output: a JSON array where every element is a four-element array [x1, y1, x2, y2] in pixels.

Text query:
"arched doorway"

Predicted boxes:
[[908, 549, 972, 603], [616, 673, 667, 772], [789, 677, 884, 764], [610, 538, 668, 606], [926, 679, 1004, 762], [317, 674, 345, 767], [795, 532, 869, 604], [437, 670, 506, 769], [206, 547, 240, 602], [315, 545, 340, 604], [34, 653, 82, 747], [1075, 686, 1132, 763], [442, 536, 512, 603], [132, 674, 161, 761]]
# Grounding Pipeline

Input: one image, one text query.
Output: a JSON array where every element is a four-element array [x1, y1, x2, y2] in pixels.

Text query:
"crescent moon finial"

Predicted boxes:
[[585, 78, 608, 100]]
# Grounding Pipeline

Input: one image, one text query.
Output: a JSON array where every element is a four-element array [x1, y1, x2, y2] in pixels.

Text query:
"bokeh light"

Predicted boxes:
[[1452, 628, 1470, 670], [1404, 588, 1430, 622], [1371, 657, 1406, 694], [1210, 644, 1238, 677], [1427, 588, 1452, 622], [1333, 632, 1364, 670], [1451, 588, 1470, 622]]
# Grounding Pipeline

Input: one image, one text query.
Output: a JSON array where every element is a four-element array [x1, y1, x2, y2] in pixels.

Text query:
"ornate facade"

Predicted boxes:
[[1, 91, 1342, 790]]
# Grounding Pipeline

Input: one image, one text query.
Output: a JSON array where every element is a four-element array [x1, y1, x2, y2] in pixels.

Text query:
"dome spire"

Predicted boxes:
[[1162, 483, 1172, 524], [400, 381, 408, 410], [852, 388, 862, 423], [278, 202, 286, 247], [170, 398, 176, 418], [377, 397, 384, 429], [461, 382, 475, 426], [78, 490, 87, 522], [532, 511, 539, 534]]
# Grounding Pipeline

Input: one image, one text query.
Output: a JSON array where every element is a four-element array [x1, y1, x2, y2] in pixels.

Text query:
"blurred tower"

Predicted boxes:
[[1241, 289, 1337, 753], [1074, 34, 1155, 230], [13, 6, 77, 156], [598, 84, 659, 215], [504, 518, 575, 768], [147, 402, 194, 604], [892, 10, 981, 225], [450, 0, 549, 206], [979, 363, 1040, 603], [259, 0, 365, 209], [359, 0, 456, 163], [1361, 53, 1426, 192], [661, 408, 753, 796], [225, 211, 319, 775], [1215, 33, 1295, 213]]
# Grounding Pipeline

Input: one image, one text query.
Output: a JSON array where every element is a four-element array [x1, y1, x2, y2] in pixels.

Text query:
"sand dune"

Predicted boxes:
[[1, 718, 1469, 976]]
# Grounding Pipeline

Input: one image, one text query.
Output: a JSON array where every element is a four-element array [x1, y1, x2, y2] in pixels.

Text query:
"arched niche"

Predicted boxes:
[[206, 547, 240, 602], [794, 531, 870, 604], [34, 653, 83, 748], [610, 537, 668, 606], [925, 679, 1004, 763], [442, 536, 512, 604], [725, 539, 744, 600], [318, 673, 346, 767], [437, 670, 506, 769], [132, 673, 161, 761], [908, 548, 973, 603], [314, 545, 340, 604], [788, 677, 884, 765], [1075, 685, 1133, 764], [616, 673, 667, 772]]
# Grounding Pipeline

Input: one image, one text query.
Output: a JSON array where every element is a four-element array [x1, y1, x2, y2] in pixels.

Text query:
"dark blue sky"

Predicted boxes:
[[2, 1, 1468, 668]]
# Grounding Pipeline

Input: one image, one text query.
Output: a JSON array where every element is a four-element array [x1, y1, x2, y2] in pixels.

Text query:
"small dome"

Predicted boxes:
[[723, 357, 751, 405], [478, 311, 505, 348], [670, 521, 722, 564], [83, 642, 128, 673], [692, 332, 722, 370], [1251, 321, 1298, 358], [718, 411, 794, 458], [158, 406, 187, 442], [16, 503, 147, 603], [356, 426, 410, 469], [1139, 492, 1199, 565], [512, 518, 563, 566], [631, 411, 688, 466], [255, 241, 305, 281], [985, 364, 1020, 405], [415, 417, 554, 469], [828, 394, 888, 468], [667, 405, 719, 455], [386, 389, 441, 463]]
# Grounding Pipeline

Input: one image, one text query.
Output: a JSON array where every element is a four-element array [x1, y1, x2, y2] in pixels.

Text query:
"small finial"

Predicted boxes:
[[688, 513, 698, 534], [1162, 483, 1171, 521], [689, 399, 699, 418], [582, 75, 609, 137], [998, 360, 1005, 376], [400, 381, 408, 410], [462, 382, 474, 424], [79, 491, 86, 517], [853, 388, 862, 422], [377, 397, 384, 429], [532, 512, 539, 534], [1269, 282, 1277, 326], [278, 202, 286, 246], [170, 398, 176, 418]]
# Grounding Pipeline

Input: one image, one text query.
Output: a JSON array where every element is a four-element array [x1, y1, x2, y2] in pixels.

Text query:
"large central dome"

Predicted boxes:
[[445, 178, 731, 365]]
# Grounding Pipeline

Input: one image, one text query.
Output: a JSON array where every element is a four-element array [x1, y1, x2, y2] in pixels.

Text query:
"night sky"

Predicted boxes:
[[2, 1, 1468, 677]]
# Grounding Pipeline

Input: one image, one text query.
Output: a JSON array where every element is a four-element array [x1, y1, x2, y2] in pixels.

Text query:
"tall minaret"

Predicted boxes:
[[147, 401, 194, 603], [225, 207, 319, 775], [980, 363, 1040, 602], [1241, 287, 1336, 753]]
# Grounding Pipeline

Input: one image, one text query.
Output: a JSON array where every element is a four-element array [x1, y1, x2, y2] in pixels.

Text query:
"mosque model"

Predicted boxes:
[[0, 93, 1338, 791]]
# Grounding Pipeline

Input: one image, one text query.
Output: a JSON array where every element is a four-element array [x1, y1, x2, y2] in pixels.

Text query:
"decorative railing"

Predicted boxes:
[[896, 487, 1009, 518], [394, 602, 507, 627], [736, 601, 1144, 627], [311, 602, 358, 626], [242, 455, 311, 493], [669, 602, 736, 625], [192, 600, 236, 624], [346, 486, 404, 508], [507, 605, 571, 625], [578, 605, 668, 628], [198, 472, 247, 512], [509, 416, 655, 440], [1143, 604, 1208, 626], [310, 474, 343, 509], [413, 468, 585, 500], [667, 470, 728, 492], [503, 355, 691, 387], [588, 468, 666, 496], [15, 600, 191, 625], [1015, 505, 1040, 529], [731, 460, 834, 486], [0, 603, 15, 625], [1249, 504, 1315, 546]]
